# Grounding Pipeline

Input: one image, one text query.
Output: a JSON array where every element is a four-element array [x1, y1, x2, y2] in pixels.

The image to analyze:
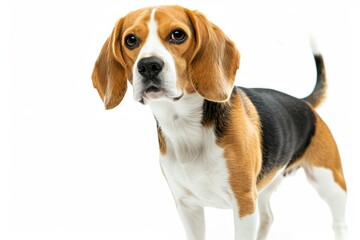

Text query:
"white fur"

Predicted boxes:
[[132, 9, 182, 103], [153, 94, 233, 209], [154, 93, 233, 240], [257, 172, 285, 240], [234, 207, 259, 240], [153, 93, 260, 240], [141, 9, 234, 213], [309, 33, 321, 55], [304, 166, 348, 240]]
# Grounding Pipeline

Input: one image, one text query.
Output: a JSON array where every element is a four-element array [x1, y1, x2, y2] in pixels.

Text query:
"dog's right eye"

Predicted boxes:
[[125, 34, 139, 49], [169, 29, 187, 44]]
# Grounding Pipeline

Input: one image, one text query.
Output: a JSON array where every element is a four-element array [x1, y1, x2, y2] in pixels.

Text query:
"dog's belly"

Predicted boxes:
[[160, 133, 234, 209]]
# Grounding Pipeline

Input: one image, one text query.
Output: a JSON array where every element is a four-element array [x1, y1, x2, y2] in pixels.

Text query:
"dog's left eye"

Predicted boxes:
[[169, 29, 187, 44], [125, 34, 139, 49]]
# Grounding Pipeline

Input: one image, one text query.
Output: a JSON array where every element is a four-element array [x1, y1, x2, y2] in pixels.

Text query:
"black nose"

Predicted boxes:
[[137, 57, 164, 78]]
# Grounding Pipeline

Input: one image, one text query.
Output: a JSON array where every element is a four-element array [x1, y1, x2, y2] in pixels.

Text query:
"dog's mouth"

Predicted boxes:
[[145, 86, 163, 96], [146, 86, 161, 93], [139, 86, 183, 104]]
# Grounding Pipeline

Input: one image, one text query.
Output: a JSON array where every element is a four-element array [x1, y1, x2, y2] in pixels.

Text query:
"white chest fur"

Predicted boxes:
[[150, 94, 234, 209]]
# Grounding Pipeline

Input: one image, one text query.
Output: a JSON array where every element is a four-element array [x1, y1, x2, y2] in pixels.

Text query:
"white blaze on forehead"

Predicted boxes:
[[137, 8, 171, 60]]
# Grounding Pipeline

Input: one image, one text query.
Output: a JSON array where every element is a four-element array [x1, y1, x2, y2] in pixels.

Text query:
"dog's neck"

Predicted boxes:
[[149, 93, 204, 138], [149, 93, 210, 159], [148, 92, 233, 163]]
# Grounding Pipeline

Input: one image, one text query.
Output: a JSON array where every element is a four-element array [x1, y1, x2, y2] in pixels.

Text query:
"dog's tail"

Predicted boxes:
[[302, 36, 327, 108]]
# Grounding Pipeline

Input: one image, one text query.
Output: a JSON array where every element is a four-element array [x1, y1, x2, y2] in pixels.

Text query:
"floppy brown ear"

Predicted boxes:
[[92, 19, 127, 110], [186, 10, 240, 102]]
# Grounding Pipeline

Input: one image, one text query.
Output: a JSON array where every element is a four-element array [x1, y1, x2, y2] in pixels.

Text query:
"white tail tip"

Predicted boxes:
[[309, 34, 321, 55]]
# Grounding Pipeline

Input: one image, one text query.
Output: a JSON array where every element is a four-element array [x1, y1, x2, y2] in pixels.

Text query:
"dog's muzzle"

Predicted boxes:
[[136, 56, 183, 103]]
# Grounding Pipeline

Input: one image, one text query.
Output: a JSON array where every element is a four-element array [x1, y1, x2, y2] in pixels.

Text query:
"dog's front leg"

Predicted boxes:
[[233, 199, 259, 240], [175, 198, 205, 240]]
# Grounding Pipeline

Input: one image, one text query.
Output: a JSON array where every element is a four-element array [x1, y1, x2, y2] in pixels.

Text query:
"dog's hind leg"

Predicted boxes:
[[304, 165, 347, 240], [302, 113, 347, 240]]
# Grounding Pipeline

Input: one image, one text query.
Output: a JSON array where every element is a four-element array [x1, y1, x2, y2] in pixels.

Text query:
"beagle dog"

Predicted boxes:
[[92, 5, 347, 240]]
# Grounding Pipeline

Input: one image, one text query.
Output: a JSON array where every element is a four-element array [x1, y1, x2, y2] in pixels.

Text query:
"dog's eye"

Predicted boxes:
[[125, 34, 139, 49], [169, 29, 187, 44]]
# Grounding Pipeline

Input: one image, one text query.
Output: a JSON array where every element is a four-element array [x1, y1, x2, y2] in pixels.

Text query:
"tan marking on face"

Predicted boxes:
[[300, 112, 347, 191], [157, 126, 167, 155], [153, 6, 197, 94], [92, 8, 155, 109], [218, 90, 262, 218], [93, 5, 241, 108], [120, 8, 153, 81]]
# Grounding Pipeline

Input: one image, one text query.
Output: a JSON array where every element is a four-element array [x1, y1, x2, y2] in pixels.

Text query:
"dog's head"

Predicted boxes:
[[92, 5, 240, 109]]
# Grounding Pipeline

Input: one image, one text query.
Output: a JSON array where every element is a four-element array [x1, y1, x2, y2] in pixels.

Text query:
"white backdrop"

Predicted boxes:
[[1, 0, 359, 239]]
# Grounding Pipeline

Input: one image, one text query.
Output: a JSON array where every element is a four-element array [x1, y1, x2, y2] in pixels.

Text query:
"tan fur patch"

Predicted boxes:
[[218, 90, 262, 218], [153, 6, 198, 94], [121, 8, 152, 78], [92, 18, 127, 109], [256, 168, 282, 192], [301, 113, 347, 191], [157, 126, 167, 155], [92, 8, 152, 109], [184, 9, 240, 102]]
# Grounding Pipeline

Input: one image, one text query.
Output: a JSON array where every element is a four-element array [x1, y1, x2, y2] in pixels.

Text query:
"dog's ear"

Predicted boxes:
[[92, 18, 127, 110], [185, 10, 240, 102]]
